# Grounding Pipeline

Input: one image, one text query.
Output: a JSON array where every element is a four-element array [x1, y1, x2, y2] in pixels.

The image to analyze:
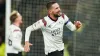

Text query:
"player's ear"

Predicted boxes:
[[48, 9, 52, 14]]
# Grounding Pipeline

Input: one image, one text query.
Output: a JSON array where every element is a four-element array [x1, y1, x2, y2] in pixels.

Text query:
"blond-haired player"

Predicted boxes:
[[6, 10, 24, 56]]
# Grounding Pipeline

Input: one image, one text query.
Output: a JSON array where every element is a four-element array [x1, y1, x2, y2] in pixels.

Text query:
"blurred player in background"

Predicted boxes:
[[6, 10, 24, 56], [24, 1, 82, 56]]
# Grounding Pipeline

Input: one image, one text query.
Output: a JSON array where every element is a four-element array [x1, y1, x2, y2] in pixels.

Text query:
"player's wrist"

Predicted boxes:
[[25, 41, 29, 45]]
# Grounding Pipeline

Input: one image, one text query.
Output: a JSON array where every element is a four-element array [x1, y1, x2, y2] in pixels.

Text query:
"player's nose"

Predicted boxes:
[[58, 8, 61, 11]]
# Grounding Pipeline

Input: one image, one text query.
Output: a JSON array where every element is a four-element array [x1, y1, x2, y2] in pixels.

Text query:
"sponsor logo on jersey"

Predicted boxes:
[[51, 28, 61, 36]]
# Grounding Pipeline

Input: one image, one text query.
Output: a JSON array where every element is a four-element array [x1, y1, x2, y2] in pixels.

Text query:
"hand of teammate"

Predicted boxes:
[[24, 41, 32, 52], [74, 21, 82, 29]]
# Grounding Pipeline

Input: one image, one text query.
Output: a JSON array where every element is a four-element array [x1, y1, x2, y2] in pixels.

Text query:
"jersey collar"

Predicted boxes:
[[48, 14, 58, 22]]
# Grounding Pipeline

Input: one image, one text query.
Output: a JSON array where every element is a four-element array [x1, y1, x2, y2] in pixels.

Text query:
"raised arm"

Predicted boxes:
[[65, 20, 77, 31], [63, 14, 82, 31]]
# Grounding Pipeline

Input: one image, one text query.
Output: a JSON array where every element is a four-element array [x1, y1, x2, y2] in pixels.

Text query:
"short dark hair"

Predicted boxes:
[[46, 1, 57, 10], [10, 11, 18, 23]]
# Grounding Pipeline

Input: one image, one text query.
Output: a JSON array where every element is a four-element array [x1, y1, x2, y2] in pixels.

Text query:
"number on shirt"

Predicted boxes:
[[8, 39, 12, 46]]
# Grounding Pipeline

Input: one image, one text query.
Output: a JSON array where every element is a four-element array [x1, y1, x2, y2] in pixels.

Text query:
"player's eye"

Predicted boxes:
[[55, 7, 58, 9]]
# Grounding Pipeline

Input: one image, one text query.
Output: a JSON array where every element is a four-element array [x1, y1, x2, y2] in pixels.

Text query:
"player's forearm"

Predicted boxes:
[[25, 26, 33, 41], [66, 21, 76, 31]]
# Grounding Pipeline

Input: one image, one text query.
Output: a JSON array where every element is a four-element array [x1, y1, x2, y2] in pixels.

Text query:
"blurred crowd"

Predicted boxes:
[[0, 0, 5, 56]]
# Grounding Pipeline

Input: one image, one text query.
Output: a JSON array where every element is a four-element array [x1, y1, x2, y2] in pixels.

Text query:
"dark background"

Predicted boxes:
[[0, 0, 5, 45]]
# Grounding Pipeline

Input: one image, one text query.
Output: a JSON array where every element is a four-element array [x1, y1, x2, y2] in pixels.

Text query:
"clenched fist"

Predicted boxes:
[[74, 21, 82, 29]]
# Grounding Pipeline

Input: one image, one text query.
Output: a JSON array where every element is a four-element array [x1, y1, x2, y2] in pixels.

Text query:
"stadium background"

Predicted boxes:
[[11, 0, 100, 56], [0, 0, 5, 56]]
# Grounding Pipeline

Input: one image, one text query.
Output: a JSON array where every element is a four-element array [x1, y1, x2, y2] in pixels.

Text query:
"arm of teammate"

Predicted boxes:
[[64, 14, 82, 31], [24, 19, 44, 52], [12, 31, 24, 51]]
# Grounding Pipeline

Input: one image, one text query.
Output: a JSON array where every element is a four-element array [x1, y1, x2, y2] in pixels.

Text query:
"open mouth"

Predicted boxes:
[[58, 12, 62, 16]]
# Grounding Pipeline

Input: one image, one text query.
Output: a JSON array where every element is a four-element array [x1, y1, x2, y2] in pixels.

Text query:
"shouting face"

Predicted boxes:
[[49, 3, 62, 17]]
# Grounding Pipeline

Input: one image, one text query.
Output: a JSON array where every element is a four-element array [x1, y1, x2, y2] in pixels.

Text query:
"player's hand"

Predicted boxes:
[[74, 21, 82, 29], [24, 41, 32, 52]]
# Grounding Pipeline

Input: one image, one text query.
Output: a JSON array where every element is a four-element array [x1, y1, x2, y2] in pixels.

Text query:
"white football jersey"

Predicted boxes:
[[25, 14, 76, 55], [41, 15, 68, 54], [6, 24, 24, 54]]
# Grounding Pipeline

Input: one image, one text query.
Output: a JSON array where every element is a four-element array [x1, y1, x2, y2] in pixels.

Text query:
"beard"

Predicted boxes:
[[53, 12, 62, 18], [54, 14, 60, 18]]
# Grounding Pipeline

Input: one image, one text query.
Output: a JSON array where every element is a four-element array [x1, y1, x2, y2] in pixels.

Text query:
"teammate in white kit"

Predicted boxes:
[[6, 11, 24, 56], [24, 1, 82, 56]]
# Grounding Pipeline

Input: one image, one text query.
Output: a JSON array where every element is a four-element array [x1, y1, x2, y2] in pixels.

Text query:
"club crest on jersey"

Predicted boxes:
[[48, 25, 51, 28], [59, 21, 63, 24]]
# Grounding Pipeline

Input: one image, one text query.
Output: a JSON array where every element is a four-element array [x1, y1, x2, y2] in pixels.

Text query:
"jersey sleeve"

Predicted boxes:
[[12, 30, 24, 51], [25, 19, 45, 41], [63, 14, 76, 31]]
